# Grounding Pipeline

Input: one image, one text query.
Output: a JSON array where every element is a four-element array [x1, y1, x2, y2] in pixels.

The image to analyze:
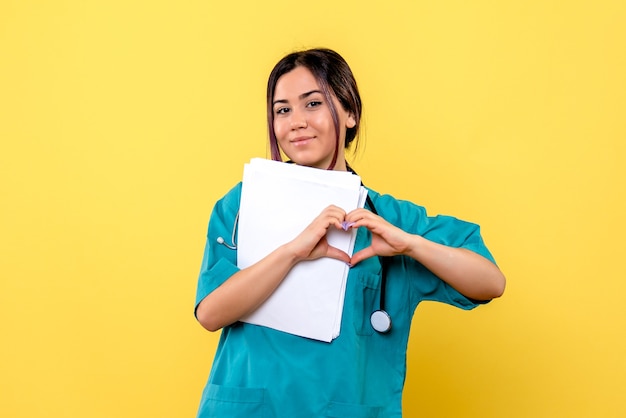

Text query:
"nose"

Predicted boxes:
[[289, 108, 307, 129]]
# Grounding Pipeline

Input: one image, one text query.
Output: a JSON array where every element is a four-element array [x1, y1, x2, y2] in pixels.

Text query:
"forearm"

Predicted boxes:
[[405, 234, 506, 301], [196, 205, 353, 332], [196, 244, 300, 332]]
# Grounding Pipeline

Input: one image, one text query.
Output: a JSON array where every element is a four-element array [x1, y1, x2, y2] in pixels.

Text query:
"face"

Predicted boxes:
[[272, 66, 356, 171]]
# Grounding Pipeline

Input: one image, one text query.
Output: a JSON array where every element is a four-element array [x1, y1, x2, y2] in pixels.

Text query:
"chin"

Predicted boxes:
[[287, 155, 325, 169]]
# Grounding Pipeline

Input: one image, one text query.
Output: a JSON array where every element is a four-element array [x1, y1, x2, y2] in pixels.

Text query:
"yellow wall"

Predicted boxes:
[[1, 1, 624, 417]]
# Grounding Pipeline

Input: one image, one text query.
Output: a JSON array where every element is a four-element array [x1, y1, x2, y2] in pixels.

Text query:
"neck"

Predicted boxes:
[[330, 159, 347, 171], [284, 159, 348, 171]]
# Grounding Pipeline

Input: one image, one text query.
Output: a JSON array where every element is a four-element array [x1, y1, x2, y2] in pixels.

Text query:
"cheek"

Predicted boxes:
[[273, 119, 287, 141], [318, 109, 337, 133]]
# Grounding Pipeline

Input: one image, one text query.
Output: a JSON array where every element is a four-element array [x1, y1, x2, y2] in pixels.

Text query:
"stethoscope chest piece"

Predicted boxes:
[[370, 310, 392, 333]]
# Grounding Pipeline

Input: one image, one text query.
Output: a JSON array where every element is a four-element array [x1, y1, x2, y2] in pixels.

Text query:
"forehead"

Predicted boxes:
[[273, 66, 321, 99]]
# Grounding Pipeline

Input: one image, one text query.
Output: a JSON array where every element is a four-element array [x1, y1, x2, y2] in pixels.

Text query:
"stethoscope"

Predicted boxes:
[[216, 169, 392, 334], [362, 193, 393, 334]]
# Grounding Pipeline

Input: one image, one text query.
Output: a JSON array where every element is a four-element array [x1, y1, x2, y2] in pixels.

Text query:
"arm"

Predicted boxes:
[[403, 236, 505, 300], [196, 205, 351, 332], [347, 208, 506, 301], [196, 244, 300, 332]]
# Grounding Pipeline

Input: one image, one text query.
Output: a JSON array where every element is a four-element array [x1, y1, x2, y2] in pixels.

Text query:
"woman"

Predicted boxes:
[[194, 48, 505, 417]]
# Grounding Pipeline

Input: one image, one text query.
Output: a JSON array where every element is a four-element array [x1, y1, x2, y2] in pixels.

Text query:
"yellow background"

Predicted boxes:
[[1, 1, 625, 417]]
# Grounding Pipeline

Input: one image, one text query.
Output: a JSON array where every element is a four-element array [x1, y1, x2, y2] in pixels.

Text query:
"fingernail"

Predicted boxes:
[[346, 262, 353, 268], [341, 221, 356, 231]]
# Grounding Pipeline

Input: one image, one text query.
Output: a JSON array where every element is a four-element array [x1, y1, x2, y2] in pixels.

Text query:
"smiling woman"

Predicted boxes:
[[271, 66, 356, 170], [267, 48, 362, 171], [193, 48, 505, 418]]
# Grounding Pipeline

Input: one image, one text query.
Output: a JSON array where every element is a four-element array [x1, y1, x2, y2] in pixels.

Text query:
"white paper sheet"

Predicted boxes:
[[237, 158, 367, 342]]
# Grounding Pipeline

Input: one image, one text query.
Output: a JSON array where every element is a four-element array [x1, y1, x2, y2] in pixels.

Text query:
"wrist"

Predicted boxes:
[[278, 241, 305, 266], [404, 234, 425, 260]]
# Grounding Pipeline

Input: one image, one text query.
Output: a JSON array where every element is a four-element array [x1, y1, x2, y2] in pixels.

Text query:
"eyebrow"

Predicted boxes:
[[273, 90, 323, 106]]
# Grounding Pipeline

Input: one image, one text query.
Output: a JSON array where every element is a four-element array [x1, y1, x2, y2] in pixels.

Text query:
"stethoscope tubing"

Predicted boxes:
[[364, 194, 392, 333]]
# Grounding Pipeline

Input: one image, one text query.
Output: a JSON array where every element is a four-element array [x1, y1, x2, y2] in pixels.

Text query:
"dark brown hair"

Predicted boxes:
[[266, 48, 362, 169]]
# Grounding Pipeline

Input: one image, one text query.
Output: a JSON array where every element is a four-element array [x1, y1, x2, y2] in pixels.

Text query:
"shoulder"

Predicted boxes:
[[366, 188, 428, 225], [214, 182, 242, 211], [208, 183, 242, 225], [367, 188, 482, 238]]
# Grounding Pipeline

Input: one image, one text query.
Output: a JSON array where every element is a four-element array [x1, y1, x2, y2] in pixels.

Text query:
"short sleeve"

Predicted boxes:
[[372, 191, 496, 310], [194, 184, 242, 317]]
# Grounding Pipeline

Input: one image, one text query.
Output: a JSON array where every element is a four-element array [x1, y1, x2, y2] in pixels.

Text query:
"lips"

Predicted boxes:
[[290, 136, 315, 146]]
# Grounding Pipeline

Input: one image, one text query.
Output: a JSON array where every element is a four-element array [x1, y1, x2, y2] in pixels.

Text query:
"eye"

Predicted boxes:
[[275, 107, 290, 115], [306, 100, 323, 108]]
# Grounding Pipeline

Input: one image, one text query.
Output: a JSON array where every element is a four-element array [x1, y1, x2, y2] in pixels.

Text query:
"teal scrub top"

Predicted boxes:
[[194, 183, 495, 418]]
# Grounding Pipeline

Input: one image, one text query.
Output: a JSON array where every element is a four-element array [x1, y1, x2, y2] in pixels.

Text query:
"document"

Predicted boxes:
[[237, 158, 367, 342]]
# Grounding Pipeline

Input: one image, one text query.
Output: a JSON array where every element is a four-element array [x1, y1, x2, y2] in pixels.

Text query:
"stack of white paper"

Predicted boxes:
[[237, 158, 367, 342]]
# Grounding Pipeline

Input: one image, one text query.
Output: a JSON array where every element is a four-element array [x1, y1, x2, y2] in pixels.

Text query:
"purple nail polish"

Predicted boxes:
[[341, 221, 356, 231]]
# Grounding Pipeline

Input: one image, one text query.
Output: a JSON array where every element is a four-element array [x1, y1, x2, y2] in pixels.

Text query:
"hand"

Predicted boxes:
[[286, 205, 351, 264], [344, 209, 506, 300], [346, 208, 413, 266]]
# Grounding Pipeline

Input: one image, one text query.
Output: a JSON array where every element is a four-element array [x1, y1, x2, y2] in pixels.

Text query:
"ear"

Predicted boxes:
[[346, 114, 356, 129]]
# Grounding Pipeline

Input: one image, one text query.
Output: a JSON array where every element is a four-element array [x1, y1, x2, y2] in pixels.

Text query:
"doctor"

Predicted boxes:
[[194, 48, 505, 418]]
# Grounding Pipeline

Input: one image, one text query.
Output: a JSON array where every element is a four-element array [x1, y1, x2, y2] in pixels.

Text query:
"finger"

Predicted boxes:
[[309, 214, 342, 234], [327, 215, 346, 231], [347, 212, 394, 237], [339, 220, 356, 231], [322, 205, 347, 218], [345, 209, 378, 227], [350, 246, 377, 266], [346, 207, 369, 217], [325, 245, 351, 264], [344, 210, 362, 223], [320, 207, 347, 229]]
